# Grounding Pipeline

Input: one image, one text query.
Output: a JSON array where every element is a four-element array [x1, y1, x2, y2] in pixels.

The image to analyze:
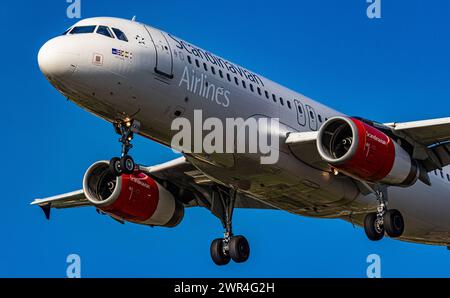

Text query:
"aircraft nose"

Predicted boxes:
[[38, 37, 79, 79]]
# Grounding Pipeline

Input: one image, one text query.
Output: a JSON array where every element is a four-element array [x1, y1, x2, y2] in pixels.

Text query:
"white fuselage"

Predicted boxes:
[[38, 17, 450, 246]]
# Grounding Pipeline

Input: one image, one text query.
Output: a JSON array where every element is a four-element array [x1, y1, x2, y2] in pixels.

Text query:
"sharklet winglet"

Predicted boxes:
[[39, 203, 52, 220]]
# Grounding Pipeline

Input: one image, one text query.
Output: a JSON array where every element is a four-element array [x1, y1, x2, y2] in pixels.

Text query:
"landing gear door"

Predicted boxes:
[[305, 105, 318, 131], [145, 26, 174, 79], [294, 100, 307, 126]]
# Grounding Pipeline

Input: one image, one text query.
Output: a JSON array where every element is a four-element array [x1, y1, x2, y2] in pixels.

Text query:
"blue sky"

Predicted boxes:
[[1, 0, 450, 277]]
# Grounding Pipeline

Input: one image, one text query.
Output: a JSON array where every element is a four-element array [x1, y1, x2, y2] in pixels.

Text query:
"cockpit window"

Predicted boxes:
[[70, 25, 97, 34], [112, 28, 128, 42], [96, 26, 114, 38], [62, 28, 72, 35]]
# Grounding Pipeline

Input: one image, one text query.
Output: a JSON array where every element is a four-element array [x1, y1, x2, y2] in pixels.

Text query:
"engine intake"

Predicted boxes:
[[83, 161, 184, 227], [317, 116, 418, 187]]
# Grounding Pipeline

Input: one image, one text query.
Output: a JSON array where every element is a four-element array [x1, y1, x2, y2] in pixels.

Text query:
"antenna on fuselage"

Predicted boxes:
[[131, 16, 137, 22]]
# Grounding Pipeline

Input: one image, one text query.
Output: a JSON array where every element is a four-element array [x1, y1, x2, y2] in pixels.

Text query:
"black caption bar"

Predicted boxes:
[[1, 278, 448, 297]]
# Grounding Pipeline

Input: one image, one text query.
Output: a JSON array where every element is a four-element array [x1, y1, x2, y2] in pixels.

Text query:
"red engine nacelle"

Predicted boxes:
[[317, 116, 419, 187], [82, 161, 184, 227]]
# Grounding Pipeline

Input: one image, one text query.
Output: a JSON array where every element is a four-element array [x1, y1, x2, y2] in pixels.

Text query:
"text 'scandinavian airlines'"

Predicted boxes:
[[33, 17, 450, 265]]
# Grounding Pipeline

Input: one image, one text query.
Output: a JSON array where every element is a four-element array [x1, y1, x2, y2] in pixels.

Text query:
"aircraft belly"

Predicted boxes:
[[388, 181, 450, 243], [188, 151, 361, 217]]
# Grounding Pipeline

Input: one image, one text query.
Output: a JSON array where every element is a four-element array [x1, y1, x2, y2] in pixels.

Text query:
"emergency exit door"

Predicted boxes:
[[145, 26, 174, 79]]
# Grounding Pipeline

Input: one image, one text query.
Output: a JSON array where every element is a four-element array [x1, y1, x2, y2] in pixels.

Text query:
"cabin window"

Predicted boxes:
[[257, 87, 262, 96], [318, 114, 323, 122], [440, 171, 444, 179], [447, 174, 450, 181], [219, 70, 223, 78], [70, 25, 97, 34], [187, 56, 192, 64], [250, 84, 254, 92], [280, 97, 284, 106], [309, 110, 315, 119], [242, 80, 246, 89], [234, 77, 239, 86], [287, 101, 292, 109], [203, 63, 208, 71], [272, 94, 277, 102], [112, 28, 128, 42], [195, 59, 200, 68], [96, 26, 114, 38], [211, 66, 216, 75], [265, 91, 269, 99], [227, 73, 231, 82]]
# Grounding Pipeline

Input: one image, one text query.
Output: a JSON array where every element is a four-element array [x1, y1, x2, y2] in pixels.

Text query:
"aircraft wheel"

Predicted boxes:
[[120, 155, 135, 174], [229, 235, 250, 263], [210, 238, 230, 266], [109, 157, 122, 176], [384, 209, 404, 238], [364, 212, 385, 241]]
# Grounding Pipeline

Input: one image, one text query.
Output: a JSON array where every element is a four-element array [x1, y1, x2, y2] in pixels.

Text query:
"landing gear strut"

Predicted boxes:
[[210, 187, 250, 266], [109, 120, 140, 176], [364, 186, 405, 241]]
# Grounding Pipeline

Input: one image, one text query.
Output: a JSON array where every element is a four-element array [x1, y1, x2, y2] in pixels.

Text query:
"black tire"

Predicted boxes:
[[109, 157, 122, 176], [229, 235, 250, 263], [384, 209, 404, 238], [210, 238, 230, 266], [364, 213, 385, 241], [120, 155, 135, 174]]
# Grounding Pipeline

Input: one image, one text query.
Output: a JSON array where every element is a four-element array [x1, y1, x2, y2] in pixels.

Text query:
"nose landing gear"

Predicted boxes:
[[364, 186, 405, 241], [210, 187, 250, 266], [109, 120, 140, 176]]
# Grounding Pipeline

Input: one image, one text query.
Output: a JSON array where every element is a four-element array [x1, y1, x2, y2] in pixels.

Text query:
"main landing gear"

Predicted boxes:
[[109, 120, 140, 177], [210, 187, 250, 266], [364, 187, 405, 241]]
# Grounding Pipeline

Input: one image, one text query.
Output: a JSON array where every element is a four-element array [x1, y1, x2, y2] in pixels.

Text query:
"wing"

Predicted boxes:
[[143, 156, 275, 210], [285, 131, 329, 171], [385, 117, 450, 171], [32, 157, 275, 220], [31, 190, 90, 219], [385, 117, 450, 145]]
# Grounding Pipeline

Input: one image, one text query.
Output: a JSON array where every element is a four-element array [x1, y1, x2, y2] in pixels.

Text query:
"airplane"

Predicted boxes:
[[33, 16, 450, 266]]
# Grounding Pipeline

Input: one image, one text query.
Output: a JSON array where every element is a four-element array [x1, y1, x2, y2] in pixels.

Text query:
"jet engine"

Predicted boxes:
[[82, 161, 184, 227], [317, 116, 419, 187]]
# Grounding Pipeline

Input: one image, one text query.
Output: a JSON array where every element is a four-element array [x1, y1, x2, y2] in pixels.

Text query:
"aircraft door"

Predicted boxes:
[[305, 105, 318, 131], [294, 100, 307, 126], [145, 26, 174, 79]]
